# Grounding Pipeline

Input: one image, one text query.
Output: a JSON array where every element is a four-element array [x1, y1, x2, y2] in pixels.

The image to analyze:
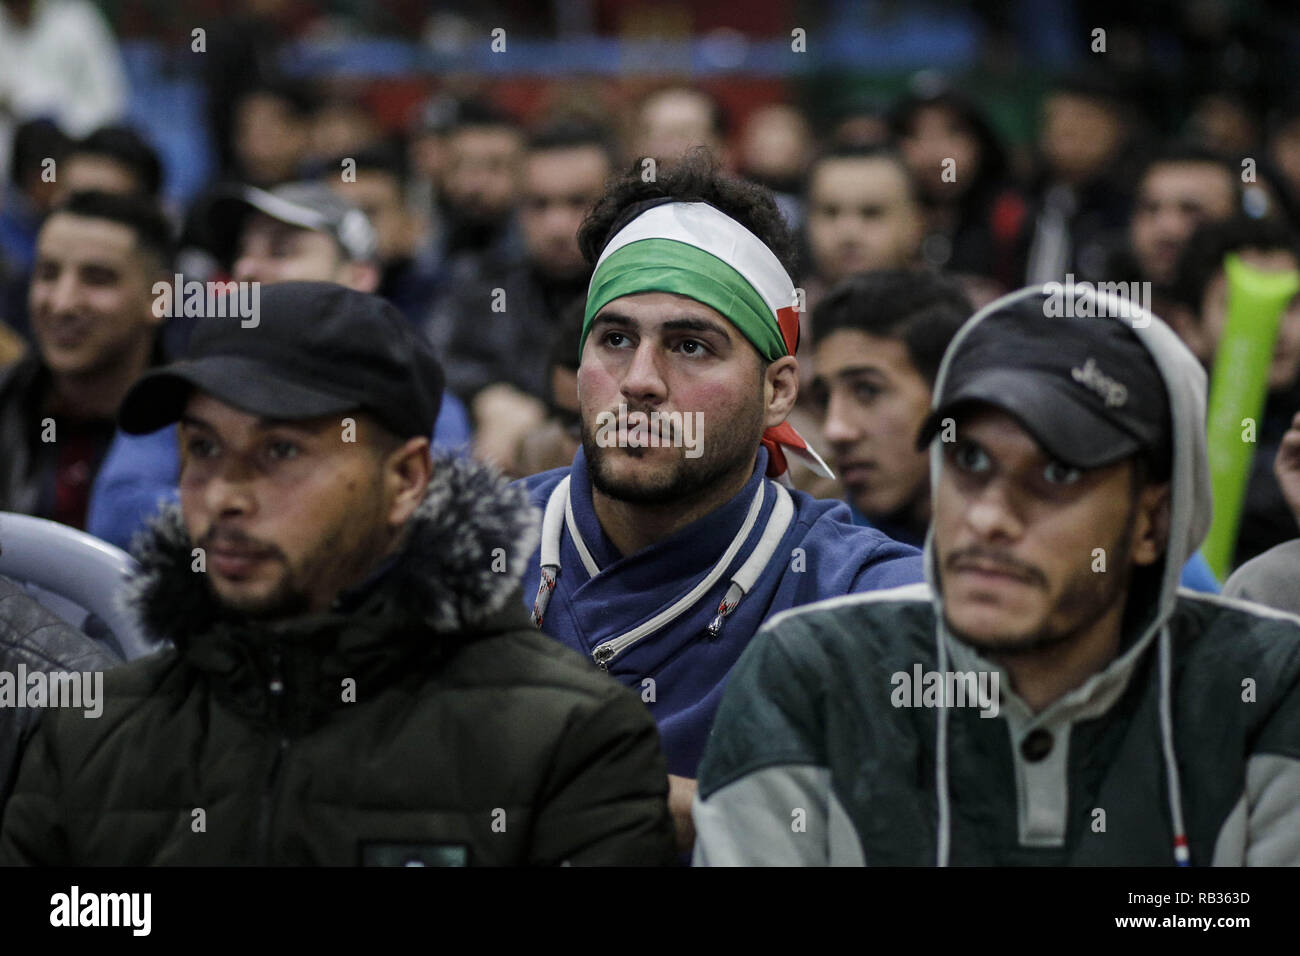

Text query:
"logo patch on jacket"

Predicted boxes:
[[359, 842, 470, 866]]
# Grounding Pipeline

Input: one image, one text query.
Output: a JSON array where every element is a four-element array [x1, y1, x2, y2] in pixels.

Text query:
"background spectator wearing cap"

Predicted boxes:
[[207, 181, 382, 293], [426, 120, 614, 475], [0, 191, 170, 531]]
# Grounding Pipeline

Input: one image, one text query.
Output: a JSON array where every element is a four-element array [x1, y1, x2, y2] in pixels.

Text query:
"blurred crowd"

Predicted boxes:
[[4, 0, 1300, 577], [4, 0, 1300, 870]]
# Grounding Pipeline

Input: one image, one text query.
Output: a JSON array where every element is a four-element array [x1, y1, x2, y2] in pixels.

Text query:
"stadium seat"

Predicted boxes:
[[0, 513, 157, 661]]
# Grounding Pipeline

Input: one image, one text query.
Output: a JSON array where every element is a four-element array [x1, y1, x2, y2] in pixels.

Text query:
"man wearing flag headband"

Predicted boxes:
[[518, 155, 923, 849]]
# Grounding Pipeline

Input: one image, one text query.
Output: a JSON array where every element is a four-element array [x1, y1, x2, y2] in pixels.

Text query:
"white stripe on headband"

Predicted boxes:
[[591, 202, 796, 322]]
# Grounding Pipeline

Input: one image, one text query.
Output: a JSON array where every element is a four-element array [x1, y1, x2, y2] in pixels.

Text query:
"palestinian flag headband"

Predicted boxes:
[[581, 199, 834, 481]]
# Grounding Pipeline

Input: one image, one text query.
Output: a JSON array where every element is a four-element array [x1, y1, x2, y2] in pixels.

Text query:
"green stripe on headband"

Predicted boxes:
[[581, 238, 787, 362]]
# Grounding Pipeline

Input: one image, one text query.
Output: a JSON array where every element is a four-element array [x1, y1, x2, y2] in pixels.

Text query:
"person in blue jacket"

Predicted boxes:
[[810, 269, 1220, 593], [516, 154, 923, 851]]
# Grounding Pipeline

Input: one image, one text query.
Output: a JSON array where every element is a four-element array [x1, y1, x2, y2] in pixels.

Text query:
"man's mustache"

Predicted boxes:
[[589, 403, 686, 443], [944, 546, 1047, 588], [197, 526, 284, 561]]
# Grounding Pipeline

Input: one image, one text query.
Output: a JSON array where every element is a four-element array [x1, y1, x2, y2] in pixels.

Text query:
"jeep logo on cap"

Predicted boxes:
[[1071, 357, 1128, 408]]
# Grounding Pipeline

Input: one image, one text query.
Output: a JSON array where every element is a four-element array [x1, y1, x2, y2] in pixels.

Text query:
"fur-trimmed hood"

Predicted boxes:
[[124, 455, 540, 647]]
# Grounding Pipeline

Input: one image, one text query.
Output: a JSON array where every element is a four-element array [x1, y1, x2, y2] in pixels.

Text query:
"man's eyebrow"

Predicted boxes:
[[178, 414, 325, 434], [590, 312, 732, 338], [590, 312, 637, 330], [834, 364, 889, 381], [661, 316, 731, 338]]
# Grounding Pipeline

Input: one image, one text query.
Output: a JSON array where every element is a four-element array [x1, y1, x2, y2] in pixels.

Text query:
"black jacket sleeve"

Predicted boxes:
[[528, 686, 677, 866]]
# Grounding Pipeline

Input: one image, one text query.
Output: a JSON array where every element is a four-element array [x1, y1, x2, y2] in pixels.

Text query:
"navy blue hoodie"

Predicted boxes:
[[519, 446, 922, 776]]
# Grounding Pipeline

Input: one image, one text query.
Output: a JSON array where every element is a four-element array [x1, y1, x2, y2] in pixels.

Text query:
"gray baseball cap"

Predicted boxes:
[[202, 181, 379, 266]]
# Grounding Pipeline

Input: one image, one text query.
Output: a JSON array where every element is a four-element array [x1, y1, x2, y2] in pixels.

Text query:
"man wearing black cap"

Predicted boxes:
[[693, 284, 1300, 865], [0, 282, 677, 865], [84, 181, 472, 552]]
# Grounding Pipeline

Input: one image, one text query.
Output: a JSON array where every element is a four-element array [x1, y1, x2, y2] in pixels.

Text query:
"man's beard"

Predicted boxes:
[[203, 549, 310, 621], [581, 399, 764, 507], [197, 498, 394, 621], [941, 508, 1135, 657]]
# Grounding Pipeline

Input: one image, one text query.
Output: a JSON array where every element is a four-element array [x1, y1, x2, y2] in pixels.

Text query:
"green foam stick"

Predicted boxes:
[[1203, 253, 1300, 579]]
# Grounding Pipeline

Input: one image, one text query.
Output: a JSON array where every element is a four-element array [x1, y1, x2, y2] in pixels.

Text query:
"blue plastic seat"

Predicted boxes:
[[0, 513, 157, 661]]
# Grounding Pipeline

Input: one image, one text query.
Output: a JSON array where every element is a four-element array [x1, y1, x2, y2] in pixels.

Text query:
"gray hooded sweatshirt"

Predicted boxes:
[[692, 284, 1300, 866]]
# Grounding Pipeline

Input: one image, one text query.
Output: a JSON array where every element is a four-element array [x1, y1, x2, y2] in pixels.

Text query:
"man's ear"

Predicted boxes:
[[764, 355, 799, 429], [345, 261, 382, 294], [384, 436, 432, 527], [1131, 480, 1172, 566]]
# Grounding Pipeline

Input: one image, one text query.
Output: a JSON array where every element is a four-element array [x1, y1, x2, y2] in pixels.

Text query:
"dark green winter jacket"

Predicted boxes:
[[0, 457, 677, 866]]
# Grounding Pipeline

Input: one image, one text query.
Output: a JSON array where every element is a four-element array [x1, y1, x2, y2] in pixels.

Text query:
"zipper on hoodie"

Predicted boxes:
[[257, 644, 290, 865], [585, 482, 793, 671]]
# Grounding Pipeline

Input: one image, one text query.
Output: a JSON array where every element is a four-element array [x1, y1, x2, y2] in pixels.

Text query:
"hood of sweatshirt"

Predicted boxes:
[[917, 283, 1211, 865], [922, 282, 1211, 656]]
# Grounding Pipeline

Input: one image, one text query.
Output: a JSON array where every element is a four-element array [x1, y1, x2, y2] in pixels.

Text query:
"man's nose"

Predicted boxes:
[[822, 389, 863, 444], [964, 478, 1023, 542], [202, 457, 258, 519], [620, 341, 668, 404], [39, 271, 81, 316], [232, 256, 263, 284]]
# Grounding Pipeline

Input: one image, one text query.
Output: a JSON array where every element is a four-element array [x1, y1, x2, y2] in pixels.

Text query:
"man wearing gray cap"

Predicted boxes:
[[204, 180, 382, 292], [692, 284, 1300, 866], [1, 282, 676, 866]]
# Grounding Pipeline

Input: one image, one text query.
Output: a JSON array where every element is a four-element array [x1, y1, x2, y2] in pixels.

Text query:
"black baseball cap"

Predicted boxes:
[[118, 282, 444, 440], [916, 292, 1172, 473]]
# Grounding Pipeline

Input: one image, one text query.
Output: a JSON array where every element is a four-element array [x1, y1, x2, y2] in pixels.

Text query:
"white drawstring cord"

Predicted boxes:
[[935, 625, 952, 867], [530, 479, 571, 626], [1158, 625, 1191, 865]]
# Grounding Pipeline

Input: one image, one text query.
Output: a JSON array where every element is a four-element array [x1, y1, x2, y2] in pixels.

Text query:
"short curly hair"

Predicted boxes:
[[577, 148, 799, 281]]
